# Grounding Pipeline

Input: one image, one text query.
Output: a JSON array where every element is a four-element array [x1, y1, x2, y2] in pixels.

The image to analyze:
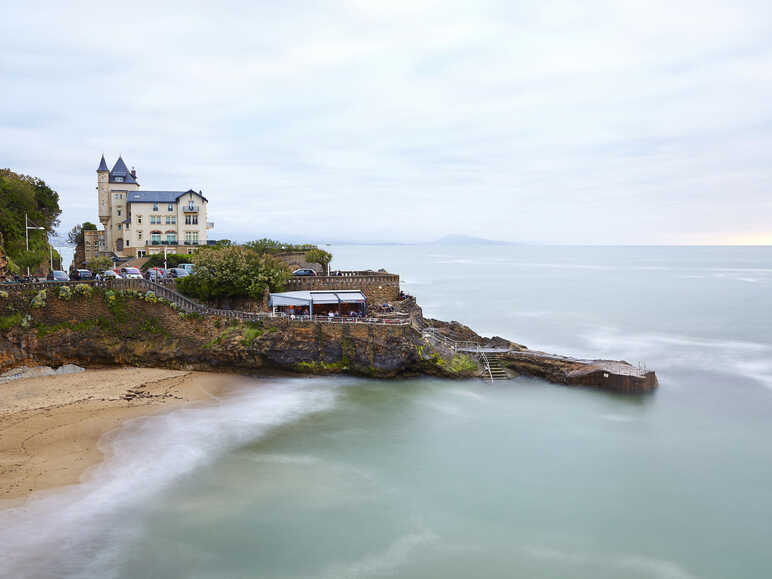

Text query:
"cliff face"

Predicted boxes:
[[0, 288, 474, 379]]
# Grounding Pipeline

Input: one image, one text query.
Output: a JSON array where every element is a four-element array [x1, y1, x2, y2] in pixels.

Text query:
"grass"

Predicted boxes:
[[0, 312, 23, 330]]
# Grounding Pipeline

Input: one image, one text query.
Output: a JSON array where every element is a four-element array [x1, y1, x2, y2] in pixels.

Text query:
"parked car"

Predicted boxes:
[[119, 267, 143, 279], [145, 267, 166, 281], [178, 263, 195, 274], [168, 267, 189, 278], [96, 270, 119, 280], [292, 268, 317, 276], [47, 270, 68, 281], [70, 269, 93, 281]]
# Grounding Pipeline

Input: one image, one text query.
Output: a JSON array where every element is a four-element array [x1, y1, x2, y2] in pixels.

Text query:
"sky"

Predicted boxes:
[[2, 0, 772, 245]]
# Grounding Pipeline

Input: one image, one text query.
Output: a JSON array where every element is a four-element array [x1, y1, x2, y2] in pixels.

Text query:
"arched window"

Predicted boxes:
[[165, 231, 177, 244], [150, 231, 162, 245]]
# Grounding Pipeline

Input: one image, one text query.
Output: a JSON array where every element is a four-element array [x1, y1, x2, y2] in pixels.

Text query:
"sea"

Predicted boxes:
[[1, 244, 771, 578]]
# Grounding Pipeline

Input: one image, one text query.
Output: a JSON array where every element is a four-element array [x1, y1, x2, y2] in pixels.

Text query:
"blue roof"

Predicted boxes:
[[126, 190, 208, 203], [109, 157, 137, 184], [97, 155, 108, 172]]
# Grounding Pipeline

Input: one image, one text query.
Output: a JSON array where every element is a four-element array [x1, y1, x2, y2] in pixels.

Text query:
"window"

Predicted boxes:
[[166, 232, 177, 244], [137, 215, 142, 224], [153, 203, 158, 212], [165, 216, 176, 224], [137, 231, 143, 240], [168, 203, 174, 211], [171, 216, 176, 224], [117, 208, 121, 216], [192, 215, 198, 225], [151, 215, 162, 225], [115, 176, 124, 183], [151, 232, 161, 244], [185, 231, 199, 245], [118, 224, 122, 231], [186, 215, 198, 225], [125, 239, 130, 247], [114, 193, 119, 200], [185, 215, 191, 225]]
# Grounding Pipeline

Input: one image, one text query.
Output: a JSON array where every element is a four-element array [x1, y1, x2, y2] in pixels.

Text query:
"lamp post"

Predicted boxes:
[[25, 213, 46, 278]]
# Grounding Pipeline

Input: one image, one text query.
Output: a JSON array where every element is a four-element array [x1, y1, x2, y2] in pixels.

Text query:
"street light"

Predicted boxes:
[[25, 213, 46, 277]]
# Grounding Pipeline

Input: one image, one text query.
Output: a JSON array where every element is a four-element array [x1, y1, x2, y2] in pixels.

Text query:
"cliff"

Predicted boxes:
[[0, 284, 657, 392], [0, 286, 470, 379]]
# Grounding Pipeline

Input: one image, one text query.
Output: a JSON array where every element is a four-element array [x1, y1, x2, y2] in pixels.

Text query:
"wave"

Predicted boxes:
[[0, 378, 340, 579]]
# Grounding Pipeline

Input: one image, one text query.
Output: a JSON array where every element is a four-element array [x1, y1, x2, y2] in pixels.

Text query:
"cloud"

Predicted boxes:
[[2, 0, 771, 243]]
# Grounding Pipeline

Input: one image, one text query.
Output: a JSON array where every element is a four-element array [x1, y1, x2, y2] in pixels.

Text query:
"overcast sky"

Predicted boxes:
[[2, 0, 771, 244]]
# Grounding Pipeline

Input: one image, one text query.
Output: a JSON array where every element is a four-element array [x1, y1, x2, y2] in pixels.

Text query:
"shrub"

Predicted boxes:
[[21, 314, 32, 328], [73, 284, 93, 297], [0, 290, 8, 299], [30, 289, 47, 308], [57, 285, 72, 301], [104, 289, 117, 306], [144, 291, 158, 303], [0, 312, 23, 330]]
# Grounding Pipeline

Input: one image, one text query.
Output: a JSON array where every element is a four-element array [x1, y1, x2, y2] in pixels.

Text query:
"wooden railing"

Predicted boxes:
[[285, 272, 399, 290], [2, 280, 409, 326]]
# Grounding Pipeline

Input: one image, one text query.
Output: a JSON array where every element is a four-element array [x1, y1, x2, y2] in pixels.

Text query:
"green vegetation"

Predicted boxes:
[[57, 285, 72, 301], [0, 169, 61, 275], [0, 290, 8, 299], [305, 248, 332, 274], [241, 321, 265, 346], [73, 284, 93, 297], [0, 312, 23, 330], [435, 354, 478, 374], [30, 289, 47, 308], [244, 238, 317, 255], [176, 245, 290, 302], [294, 360, 347, 373]]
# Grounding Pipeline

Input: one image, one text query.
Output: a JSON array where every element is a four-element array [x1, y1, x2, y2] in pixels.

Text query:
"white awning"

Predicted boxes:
[[269, 290, 367, 308]]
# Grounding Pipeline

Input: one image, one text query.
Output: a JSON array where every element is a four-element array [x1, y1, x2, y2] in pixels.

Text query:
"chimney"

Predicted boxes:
[[130, 167, 137, 179]]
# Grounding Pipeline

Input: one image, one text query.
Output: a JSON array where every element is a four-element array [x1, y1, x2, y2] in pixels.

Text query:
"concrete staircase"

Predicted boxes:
[[480, 352, 510, 382]]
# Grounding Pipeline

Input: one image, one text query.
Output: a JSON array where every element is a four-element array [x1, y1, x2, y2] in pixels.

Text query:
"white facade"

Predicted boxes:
[[96, 156, 213, 258]]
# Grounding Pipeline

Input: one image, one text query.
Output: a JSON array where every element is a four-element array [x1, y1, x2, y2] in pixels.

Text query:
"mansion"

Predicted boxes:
[[97, 155, 213, 258]]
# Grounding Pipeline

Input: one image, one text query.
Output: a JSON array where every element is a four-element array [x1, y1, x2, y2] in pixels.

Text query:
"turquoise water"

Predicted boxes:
[[2, 245, 771, 578]]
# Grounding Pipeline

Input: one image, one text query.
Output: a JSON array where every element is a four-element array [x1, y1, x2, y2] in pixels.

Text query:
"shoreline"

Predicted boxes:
[[0, 368, 240, 507]]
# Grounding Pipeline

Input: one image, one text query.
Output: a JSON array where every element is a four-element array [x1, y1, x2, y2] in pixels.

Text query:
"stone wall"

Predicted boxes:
[[285, 273, 400, 305]]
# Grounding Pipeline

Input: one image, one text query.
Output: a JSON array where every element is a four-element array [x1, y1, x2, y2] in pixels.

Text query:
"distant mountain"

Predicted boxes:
[[431, 234, 519, 246]]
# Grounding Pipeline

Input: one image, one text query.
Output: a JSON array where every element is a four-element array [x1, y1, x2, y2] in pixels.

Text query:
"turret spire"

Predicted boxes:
[[97, 154, 108, 172]]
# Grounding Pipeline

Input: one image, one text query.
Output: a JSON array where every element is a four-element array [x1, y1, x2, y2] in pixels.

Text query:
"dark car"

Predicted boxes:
[[168, 267, 189, 278], [292, 268, 318, 276], [47, 270, 69, 281], [70, 269, 93, 281]]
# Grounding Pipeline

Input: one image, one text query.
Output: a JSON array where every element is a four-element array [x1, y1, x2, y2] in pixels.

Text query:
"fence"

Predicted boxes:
[[2, 279, 409, 326]]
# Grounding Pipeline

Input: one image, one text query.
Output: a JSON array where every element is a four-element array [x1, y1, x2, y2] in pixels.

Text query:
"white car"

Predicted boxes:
[[97, 270, 119, 280], [120, 267, 143, 279]]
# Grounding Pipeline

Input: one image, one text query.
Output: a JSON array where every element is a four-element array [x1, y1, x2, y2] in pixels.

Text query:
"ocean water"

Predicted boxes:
[[2, 245, 772, 578]]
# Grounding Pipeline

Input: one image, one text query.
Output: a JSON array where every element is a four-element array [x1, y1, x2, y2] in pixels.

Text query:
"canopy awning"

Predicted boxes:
[[269, 290, 367, 308]]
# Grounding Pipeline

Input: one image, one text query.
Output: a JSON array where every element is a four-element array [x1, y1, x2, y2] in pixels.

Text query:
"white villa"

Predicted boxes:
[[97, 155, 213, 258]]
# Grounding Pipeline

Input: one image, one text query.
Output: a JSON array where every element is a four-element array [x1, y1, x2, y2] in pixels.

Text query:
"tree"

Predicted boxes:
[[246, 238, 318, 255], [15, 249, 45, 273], [176, 245, 290, 301], [86, 256, 113, 273], [304, 248, 332, 274], [67, 222, 97, 246], [0, 169, 61, 274]]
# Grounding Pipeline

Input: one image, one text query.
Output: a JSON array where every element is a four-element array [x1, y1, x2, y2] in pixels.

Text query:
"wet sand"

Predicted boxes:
[[0, 368, 236, 506]]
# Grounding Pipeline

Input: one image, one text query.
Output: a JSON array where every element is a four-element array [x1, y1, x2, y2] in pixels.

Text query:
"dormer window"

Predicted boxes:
[[115, 176, 124, 182], [168, 203, 174, 211], [153, 203, 158, 211]]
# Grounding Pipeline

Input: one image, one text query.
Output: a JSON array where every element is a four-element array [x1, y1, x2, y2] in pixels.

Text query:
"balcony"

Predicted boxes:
[[183, 204, 200, 213], [207, 221, 215, 229], [184, 241, 199, 245], [147, 240, 179, 246]]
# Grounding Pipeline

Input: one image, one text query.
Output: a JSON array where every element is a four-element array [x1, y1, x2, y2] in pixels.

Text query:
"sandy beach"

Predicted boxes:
[[0, 367, 237, 506]]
